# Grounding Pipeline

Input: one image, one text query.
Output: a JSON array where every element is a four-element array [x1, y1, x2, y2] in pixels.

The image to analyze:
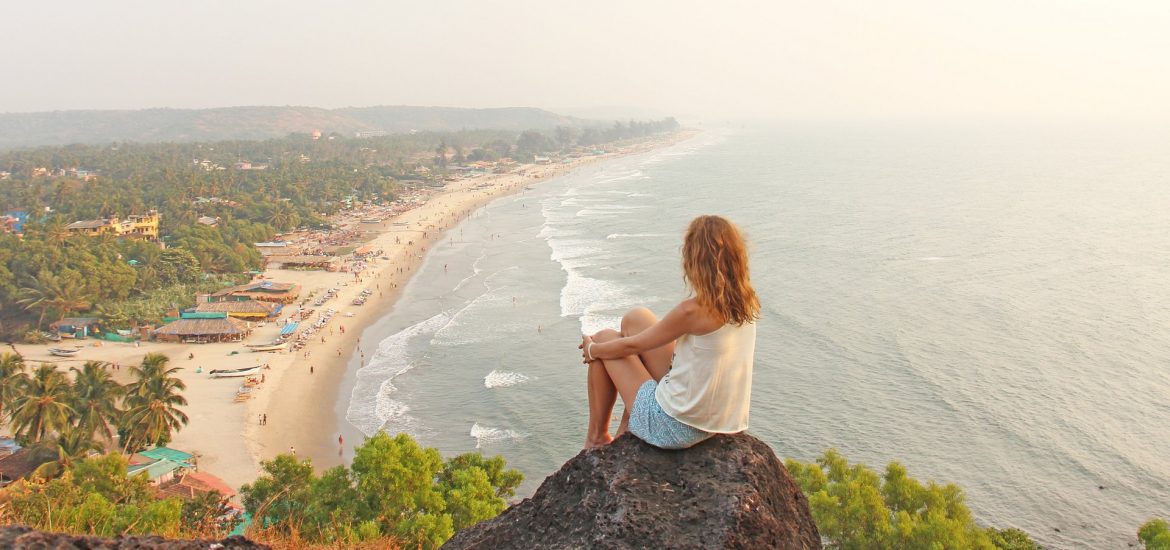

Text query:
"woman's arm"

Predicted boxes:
[[585, 301, 700, 361]]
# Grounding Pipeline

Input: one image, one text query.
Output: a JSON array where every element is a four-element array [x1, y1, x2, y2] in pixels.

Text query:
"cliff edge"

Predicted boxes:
[[443, 432, 822, 550], [0, 525, 266, 549]]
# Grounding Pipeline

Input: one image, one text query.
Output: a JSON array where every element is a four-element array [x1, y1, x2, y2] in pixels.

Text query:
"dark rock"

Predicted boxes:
[[444, 432, 821, 550], [0, 525, 267, 549]]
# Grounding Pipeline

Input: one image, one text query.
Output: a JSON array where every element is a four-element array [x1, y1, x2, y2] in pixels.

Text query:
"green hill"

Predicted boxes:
[[0, 105, 580, 149]]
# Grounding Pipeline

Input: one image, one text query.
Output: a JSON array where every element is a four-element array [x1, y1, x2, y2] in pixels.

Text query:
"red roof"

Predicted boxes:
[[155, 471, 236, 500]]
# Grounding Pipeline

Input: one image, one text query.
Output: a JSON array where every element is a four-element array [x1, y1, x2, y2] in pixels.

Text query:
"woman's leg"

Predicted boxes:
[[621, 306, 675, 380], [585, 328, 652, 448], [614, 307, 675, 434]]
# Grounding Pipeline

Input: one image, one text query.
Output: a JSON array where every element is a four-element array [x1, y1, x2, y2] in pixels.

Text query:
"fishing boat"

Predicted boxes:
[[246, 342, 288, 352], [209, 365, 264, 379], [49, 347, 80, 357]]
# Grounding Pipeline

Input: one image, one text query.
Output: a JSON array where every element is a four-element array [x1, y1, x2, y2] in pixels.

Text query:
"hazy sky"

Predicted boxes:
[[5, 0, 1170, 119]]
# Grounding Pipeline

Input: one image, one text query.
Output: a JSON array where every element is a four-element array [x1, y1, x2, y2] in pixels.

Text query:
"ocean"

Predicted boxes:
[[337, 122, 1170, 549]]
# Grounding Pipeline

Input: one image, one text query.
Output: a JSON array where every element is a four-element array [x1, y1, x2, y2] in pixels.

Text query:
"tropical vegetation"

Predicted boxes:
[[0, 453, 238, 540], [0, 352, 188, 471], [0, 119, 680, 339], [240, 432, 522, 549], [1141, 519, 1170, 550], [785, 449, 1039, 550]]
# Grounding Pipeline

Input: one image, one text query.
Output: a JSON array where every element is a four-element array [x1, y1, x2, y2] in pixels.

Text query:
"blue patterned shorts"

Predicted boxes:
[[628, 380, 713, 450]]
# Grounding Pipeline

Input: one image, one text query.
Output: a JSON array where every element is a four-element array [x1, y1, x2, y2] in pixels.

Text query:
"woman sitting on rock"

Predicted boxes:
[[580, 215, 759, 449]]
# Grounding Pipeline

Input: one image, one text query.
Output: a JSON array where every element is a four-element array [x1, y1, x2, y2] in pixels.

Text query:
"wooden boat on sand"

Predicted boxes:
[[49, 347, 80, 357], [209, 365, 264, 379], [246, 342, 288, 352]]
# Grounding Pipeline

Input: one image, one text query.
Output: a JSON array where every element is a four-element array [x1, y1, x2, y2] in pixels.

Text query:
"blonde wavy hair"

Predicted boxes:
[[682, 215, 760, 325]]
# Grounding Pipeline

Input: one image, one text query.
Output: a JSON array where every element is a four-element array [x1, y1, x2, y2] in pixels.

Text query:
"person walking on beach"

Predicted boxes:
[[578, 215, 759, 450]]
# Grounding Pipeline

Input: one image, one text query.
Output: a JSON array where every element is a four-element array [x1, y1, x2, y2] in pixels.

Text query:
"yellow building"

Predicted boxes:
[[66, 211, 159, 240]]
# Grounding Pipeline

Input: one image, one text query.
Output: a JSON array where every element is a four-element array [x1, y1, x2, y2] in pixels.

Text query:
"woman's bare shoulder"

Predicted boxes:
[[674, 299, 723, 333]]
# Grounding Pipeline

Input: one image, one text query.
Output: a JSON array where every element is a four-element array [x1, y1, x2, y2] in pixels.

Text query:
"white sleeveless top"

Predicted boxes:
[[656, 321, 756, 433]]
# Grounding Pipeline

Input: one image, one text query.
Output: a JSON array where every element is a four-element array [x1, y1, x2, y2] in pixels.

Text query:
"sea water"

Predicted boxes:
[[339, 122, 1170, 548]]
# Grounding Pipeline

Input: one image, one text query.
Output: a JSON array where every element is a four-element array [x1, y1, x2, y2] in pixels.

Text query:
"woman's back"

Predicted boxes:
[[656, 321, 756, 433]]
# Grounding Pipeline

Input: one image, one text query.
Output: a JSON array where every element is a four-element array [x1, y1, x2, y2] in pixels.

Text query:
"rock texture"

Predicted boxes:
[[443, 433, 822, 550], [0, 525, 267, 549]]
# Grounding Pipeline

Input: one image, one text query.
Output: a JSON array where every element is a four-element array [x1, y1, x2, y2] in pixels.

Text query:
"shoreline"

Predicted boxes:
[[6, 130, 696, 490], [253, 130, 699, 474]]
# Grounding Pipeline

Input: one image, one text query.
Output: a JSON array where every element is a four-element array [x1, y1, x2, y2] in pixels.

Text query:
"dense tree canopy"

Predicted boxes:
[[785, 449, 1038, 550], [241, 432, 523, 548], [0, 120, 679, 338]]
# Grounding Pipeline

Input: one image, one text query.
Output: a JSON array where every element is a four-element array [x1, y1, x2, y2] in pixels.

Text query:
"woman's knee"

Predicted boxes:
[[621, 306, 656, 336], [591, 328, 621, 342]]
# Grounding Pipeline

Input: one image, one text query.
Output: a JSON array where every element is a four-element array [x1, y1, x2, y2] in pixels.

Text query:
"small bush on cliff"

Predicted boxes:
[[241, 432, 522, 549], [786, 449, 1038, 550], [0, 453, 239, 538], [1140, 519, 1170, 550]]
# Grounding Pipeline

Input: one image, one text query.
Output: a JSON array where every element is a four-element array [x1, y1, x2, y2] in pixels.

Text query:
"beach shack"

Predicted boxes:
[[50, 317, 101, 339], [0, 448, 50, 487], [209, 280, 301, 304], [153, 312, 252, 343], [156, 471, 237, 501], [127, 447, 196, 487], [194, 300, 279, 320], [263, 254, 337, 270], [128, 458, 185, 486], [137, 446, 195, 468]]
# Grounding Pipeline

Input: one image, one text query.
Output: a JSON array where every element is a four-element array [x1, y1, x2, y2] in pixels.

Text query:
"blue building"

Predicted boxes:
[[2, 210, 28, 233]]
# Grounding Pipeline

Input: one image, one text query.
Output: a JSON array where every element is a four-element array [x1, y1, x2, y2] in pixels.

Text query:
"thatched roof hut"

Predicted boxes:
[[264, 255, 338, 270], [0, 449, 49, 486], [211, 280, 301, 304], [194, 300, 277, 319], [152, 316, 252, 343]]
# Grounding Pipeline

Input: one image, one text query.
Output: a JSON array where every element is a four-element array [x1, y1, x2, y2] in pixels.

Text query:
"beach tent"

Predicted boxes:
[[279, 322, 299, 336]]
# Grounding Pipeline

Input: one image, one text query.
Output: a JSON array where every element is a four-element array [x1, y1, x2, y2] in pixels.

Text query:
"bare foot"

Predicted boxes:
[[584, 434, 614, 449]]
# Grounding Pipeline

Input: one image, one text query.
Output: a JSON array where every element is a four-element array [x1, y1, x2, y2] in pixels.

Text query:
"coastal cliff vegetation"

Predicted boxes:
[[0, 118, 680, 340], [240, 432, 521, 548], [2, 352, 1164, 550], [787, 450, 1167, 550]]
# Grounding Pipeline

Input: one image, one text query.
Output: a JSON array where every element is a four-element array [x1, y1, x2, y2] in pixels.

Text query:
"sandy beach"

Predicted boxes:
[[7, 131, 693, 491]]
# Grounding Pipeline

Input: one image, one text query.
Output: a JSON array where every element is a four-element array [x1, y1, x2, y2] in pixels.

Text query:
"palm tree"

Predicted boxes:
[[123, 353, 188, 451], [46, 278, 92, 323], [0, 353, 29, 423], [28, 426, 104, 479], [9, 364, 75, 444], [17, 274, 51, 330], [43, 218, 70, 246], [70, 361, 125, 447], [17, 270, 93, 328]]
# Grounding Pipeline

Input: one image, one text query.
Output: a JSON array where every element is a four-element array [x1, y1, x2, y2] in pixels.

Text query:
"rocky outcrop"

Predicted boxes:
[[0, 525, 266, 549], [443, 433, 822, 550]]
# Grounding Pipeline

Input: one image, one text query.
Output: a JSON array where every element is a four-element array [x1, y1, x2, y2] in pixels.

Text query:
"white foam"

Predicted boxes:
[[470, 422, 529, 449], [346, 311, 450, 436], [484, 370, 532, 389], [595, 169, 644, 184], [606, 233, 667, 240]]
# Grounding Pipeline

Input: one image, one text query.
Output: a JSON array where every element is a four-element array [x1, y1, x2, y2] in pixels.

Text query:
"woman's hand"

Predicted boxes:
[[579, 334, 595, 364]]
